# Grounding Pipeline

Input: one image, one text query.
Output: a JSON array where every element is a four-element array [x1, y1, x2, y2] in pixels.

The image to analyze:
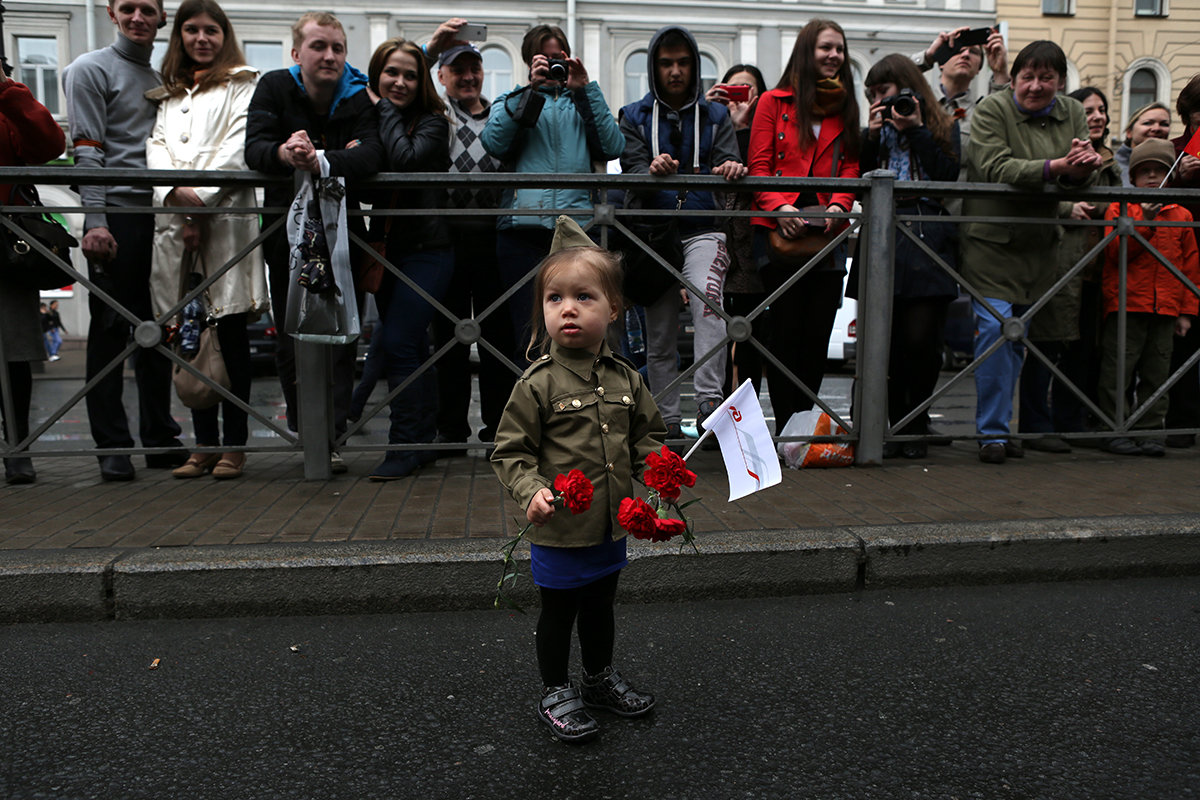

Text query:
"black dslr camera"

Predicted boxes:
[[879, 89, 919, 120], [547, 58, 570, 83]]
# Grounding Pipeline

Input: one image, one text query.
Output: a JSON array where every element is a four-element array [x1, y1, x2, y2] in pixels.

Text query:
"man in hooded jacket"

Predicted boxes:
[[619, 26, 746, 442]]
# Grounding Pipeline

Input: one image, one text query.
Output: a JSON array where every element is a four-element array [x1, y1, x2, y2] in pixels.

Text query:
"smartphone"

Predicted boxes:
[[715, 84, 750, 103], [459, 23, 487, 42], [933, 27, 993, 65]]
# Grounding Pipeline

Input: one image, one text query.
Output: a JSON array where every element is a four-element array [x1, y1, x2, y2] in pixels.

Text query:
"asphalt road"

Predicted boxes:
[[4, 577, 1197, 800]]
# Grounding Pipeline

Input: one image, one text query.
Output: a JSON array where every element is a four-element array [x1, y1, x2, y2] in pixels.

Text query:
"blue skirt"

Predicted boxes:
[[530, 529, 628, 590]]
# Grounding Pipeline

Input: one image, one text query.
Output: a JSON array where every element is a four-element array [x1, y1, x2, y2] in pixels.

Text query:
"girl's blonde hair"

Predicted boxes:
[[526, 246, 624, 361]]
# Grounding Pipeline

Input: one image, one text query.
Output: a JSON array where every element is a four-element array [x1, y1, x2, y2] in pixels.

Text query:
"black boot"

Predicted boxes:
[[369, 370, 439, 481]]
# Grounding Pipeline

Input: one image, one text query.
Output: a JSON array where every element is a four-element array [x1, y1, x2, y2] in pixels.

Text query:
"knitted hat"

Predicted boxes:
[[549, 215, 594, 253], [1129, 138, 1176, 175]]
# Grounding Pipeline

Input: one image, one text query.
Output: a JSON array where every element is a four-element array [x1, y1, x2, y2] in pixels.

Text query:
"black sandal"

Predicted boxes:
[[580, 667, 656, 717], [538, 684, 600, 743]]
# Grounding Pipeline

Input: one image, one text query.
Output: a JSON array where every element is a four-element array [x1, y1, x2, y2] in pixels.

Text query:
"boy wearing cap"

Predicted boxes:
[[1099, 138, 1200, 455]]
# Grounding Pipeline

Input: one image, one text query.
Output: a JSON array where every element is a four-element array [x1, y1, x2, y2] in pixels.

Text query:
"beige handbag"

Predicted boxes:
[[172, 251, 231, 410]]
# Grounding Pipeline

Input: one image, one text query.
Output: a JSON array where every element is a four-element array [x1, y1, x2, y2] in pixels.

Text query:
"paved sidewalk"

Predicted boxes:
[[3, 443, 1199, 550], [3, 438, 1199, 623]]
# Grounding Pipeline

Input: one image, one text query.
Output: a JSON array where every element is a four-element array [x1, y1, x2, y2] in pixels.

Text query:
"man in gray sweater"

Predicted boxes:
[[64, 0, 186, 481]]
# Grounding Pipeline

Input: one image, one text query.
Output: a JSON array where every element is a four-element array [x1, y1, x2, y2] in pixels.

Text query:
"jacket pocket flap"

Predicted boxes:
[[550, 391, 600, 414], [967, 222, 1012, 245]]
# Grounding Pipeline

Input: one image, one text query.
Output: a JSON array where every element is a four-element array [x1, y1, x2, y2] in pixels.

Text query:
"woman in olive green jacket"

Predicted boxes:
[[1018, 86, 1123, 450], [960, 41, 1102, 464]]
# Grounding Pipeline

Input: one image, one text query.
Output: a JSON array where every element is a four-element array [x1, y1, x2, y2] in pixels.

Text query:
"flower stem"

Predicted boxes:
[[494, 522, 533, 613]]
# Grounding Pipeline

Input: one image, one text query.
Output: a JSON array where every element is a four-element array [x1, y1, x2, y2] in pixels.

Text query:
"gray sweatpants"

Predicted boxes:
[[644, 231, 730, 424]]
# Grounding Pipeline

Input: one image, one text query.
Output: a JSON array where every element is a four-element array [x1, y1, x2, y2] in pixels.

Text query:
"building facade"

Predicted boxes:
[[996, 0, 1199, 141], [8, 0, 1002, 132]]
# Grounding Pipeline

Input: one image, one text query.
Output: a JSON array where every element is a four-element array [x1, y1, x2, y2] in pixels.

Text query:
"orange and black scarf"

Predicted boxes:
[[812, 77, 846, 117]]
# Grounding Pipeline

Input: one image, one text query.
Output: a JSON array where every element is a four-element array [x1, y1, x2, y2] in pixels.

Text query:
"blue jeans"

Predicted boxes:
[[495, 227, 554, 364], [973, 297, 1028, 443], [375, 248, 454, 446]]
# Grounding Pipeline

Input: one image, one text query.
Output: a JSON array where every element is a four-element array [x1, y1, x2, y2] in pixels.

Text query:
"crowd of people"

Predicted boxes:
[[3, 0, 1200, 486]]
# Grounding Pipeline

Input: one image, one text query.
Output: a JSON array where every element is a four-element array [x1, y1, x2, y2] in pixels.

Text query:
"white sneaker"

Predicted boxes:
[[330, 450, 347, 474], [48, 354, 60, 361]]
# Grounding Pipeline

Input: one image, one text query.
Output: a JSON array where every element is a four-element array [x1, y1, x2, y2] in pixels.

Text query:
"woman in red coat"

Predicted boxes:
[[0, 76, 66, 484], [749, 19, 860, 434]]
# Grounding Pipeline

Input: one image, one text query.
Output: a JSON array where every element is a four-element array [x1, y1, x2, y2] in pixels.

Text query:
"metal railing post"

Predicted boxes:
[[855, 169, 896, 465], [296, 340, 333, 479]]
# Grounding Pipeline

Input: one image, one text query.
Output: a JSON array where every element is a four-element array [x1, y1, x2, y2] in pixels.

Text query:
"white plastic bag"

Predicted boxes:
[[777, 410, 855, 469], [285, 155, 360, 344]]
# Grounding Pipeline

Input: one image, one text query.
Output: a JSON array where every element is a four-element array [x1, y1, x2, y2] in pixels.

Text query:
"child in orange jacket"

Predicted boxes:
[[1100, 138, 1200, 455]]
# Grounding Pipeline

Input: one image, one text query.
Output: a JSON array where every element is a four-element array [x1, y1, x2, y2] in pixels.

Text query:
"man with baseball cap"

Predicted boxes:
[[425, 22, 514, 451]]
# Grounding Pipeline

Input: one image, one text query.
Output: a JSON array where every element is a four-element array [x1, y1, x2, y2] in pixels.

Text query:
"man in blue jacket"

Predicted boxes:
[[244, 12, 382, 471], [619, 26, 745, 443], [481, 24, 624, 364]]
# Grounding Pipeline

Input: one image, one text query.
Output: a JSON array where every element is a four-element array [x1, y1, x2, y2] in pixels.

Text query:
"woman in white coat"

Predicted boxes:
[[147, 0, 268, 479]]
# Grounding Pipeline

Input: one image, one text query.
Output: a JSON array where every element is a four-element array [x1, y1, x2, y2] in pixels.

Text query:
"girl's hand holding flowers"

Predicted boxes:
[[497, 470, 595, 611]]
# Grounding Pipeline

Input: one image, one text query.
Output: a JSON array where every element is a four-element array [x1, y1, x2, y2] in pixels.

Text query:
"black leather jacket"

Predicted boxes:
[[371, 99, 451, 255]]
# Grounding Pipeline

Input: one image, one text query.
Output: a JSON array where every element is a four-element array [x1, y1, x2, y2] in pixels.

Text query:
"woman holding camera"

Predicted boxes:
[[852, 54, 960, 459], [480, 24, 624, 363], [363, 38, 453, 481], [748, 19, 860, 434]]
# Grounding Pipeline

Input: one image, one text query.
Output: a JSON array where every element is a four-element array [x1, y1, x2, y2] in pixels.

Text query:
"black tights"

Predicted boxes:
[[888, 296, 950, 435], [536, 571, 619, 687]]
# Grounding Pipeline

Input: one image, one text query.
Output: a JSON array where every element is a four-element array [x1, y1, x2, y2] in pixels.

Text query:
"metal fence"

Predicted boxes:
[[3, 166, 1198, 478]]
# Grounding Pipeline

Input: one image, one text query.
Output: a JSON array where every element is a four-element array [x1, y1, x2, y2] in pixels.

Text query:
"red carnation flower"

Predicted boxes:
[[643, 445, 697, 501], [652, 517, 687, 540], [554, 469, 593, 515], [618, 496, 659, 539]]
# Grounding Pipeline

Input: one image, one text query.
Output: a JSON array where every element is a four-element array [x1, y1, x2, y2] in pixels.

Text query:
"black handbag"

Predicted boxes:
[[609, 189, 685, 307], [1, 184, 78, 290]]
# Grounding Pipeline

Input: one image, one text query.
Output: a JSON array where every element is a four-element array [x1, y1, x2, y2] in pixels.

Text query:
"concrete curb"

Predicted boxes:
[[0, 548, 119, 623], [3, 514, 1199, 623]]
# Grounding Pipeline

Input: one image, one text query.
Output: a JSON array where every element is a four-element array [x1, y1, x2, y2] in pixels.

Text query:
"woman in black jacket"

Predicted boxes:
[[852, 54, 960, 459], [365, 38, 453, 480]]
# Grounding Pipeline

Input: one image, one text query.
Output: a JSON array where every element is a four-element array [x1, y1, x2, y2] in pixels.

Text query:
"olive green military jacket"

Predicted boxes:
[[490, 340, 667, 548], [961, 88, 1096, 305]]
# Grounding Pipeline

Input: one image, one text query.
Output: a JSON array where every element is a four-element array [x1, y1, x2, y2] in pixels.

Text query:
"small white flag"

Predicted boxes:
[[698, 379, 782, 501]]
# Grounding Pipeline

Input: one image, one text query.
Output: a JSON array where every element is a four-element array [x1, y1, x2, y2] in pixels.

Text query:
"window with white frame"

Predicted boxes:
[[1042, 0, 1075, 15], [244, 41, 286, 75], [481, 47, 513, 102], [1135, 0, 1167, 16], [625, 50, 648, 106], [151, 40, 168, 72], [699, 53, 718, 94], [16, 36, 60, 115], [1128, 68, 1159, 114]]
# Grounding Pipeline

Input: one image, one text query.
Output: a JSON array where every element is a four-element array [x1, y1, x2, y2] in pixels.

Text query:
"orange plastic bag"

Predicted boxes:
[[777, 410, 855, 469]]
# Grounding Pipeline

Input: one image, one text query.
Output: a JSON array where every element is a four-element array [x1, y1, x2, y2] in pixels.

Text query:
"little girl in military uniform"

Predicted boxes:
[[491, 217, 667, 744]]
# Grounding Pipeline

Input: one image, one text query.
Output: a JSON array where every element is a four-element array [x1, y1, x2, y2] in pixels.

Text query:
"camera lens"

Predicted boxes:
[[893, 95, 916, 116], [548, 60, 569, 82]]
